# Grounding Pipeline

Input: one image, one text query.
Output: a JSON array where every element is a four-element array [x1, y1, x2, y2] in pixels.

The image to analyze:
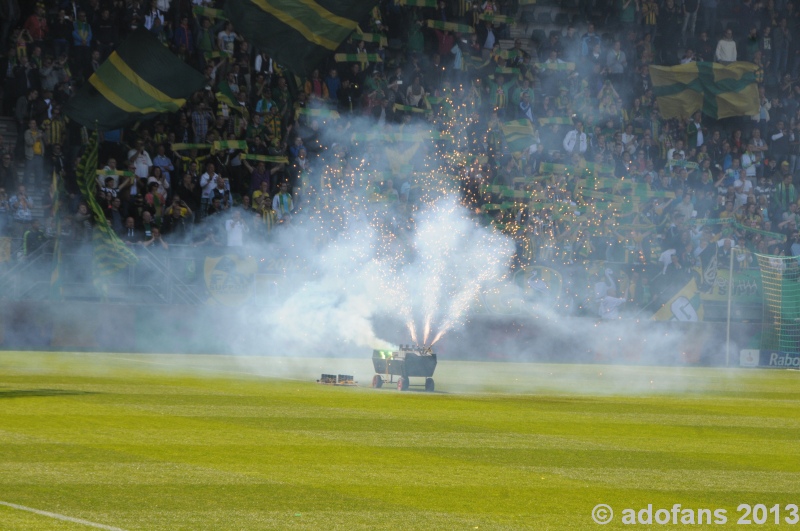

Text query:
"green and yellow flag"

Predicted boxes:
[[224, 0, 380, 75], [501, 119, 535, 154], [652, 278, 704, 321], [216, 81, 249, 120], [538, 117, 573, 125], [396, 0, 437, 6], [192, 5, 227, 20], [295, 107, 340, 120], [535, 62, 576, 71], [477, 13, 515, 24], [76, 133, 138, 292], [242, 154, 289, 164], [64, 29, 205, 130], [425, 20, 475, 33], [649, 61, 759, 120], [352, 31, 387, 47], [334, 53, 383, 63]]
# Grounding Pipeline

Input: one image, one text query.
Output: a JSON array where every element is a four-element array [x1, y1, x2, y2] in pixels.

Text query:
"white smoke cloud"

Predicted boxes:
[[235, 192, 515, 358]]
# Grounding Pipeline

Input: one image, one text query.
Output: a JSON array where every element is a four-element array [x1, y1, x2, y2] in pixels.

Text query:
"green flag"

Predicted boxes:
[[64, 29, 205, 130], [501, 119, 535, 154], [171, 143, 213, 151], [477, 13, 515, 24], [649, 61, 759, 119], [242, 154, 289, 163], [425, 20, 475, 33], [538, 117, 573, 125], [351, 31, 387, 47], [539, 162, 572, 174], [216, 81, 249, 119], [224, 0, 380, 75], [652, 278, 704, 321], [192, 5, 227, 20], [295, 107, 340, 120], [396, 0, 437, 6], [535, 62, 576, 71], [335, 53, 383, 63], [213, 140, 249, 151], [495, 67, 520, 75], [393, 103, 431, 114], [76, 133, 138, 292]]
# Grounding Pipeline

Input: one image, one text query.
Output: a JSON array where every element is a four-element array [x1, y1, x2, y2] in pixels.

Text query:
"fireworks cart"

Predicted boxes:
[[371, 345, 437, 392]]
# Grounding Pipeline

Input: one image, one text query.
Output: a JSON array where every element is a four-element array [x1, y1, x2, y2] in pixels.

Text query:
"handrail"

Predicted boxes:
[[136, 245, 205, 305], [0, 241, 53, 299]]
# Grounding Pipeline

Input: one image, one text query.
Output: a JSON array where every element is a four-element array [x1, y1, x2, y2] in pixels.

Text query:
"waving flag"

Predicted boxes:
[[649, 61, 759, 120], [652, 278, 704, 322], [76, 133, 139, 293], [65, 29, 205, 130], [224, 0, 379, 75], [501, 119, 535, 154]]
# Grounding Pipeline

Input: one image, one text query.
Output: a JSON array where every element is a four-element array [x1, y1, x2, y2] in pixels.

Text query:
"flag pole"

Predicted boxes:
[[725, 245, 736, 367]]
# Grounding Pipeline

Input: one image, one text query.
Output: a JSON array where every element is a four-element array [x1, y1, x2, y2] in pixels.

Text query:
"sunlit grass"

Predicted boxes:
[[0, 352, 798, 530]]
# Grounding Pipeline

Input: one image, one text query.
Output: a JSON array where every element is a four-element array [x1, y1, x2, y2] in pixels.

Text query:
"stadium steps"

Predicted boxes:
[[0, 116, 49, 221], [0, 116, 16, 153]]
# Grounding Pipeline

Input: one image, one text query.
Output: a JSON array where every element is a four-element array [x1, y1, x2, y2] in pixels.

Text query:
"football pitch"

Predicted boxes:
[[0, 352, 799, 530]]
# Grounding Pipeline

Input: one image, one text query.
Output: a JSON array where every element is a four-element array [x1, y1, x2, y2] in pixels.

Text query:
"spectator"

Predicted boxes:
[[72, 10, 93, 74], [162, 195, 192, 242], [121, 216, 141, 244], [23, 119, 45, 185], [715, 28, 737, 64], [0, 153, 15, 191], [22, 218, 46, 258], [272, 181, 293, 220], [128, 139, 153, 185], [225, 208, 248, 247], [563, 120, 588, 155], [142, 225, 168, 250], [199, 162, 220, 220]]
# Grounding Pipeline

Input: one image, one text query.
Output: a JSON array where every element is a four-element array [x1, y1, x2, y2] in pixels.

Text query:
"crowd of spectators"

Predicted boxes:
[[1, 0, 800, 313]]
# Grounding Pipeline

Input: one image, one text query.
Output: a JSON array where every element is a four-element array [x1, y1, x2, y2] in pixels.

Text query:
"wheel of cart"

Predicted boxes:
[[397, 377, 409, 391], [425, 378, 434, 392], [372, 375, 383, 388]]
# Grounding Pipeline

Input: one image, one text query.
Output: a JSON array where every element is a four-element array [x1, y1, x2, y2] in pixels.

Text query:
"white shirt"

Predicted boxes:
[[741, 152, 757, 177], [200, 171, 218, 199], [127, 149, 152, 179], [667, 148, 685, 161], [272, 192, 293, 219], [144, 9, 164, 30], [715, 39, 737, 62], [693, 121, 704, 146], [225, 218, 248, 246], [99, 166, 120, 188], [563, 129, 587, 153]]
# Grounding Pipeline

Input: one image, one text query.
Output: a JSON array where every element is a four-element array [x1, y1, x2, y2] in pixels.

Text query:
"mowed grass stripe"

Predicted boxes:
[[0, 353, 799, 530], [3, 411, 799, 454], [9, 461, 795, 494]]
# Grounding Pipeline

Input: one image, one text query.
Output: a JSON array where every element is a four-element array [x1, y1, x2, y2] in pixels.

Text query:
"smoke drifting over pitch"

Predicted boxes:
[[0, 116, 739, 397], [208, 116, 726, 387], [236, 194, 515, 357]]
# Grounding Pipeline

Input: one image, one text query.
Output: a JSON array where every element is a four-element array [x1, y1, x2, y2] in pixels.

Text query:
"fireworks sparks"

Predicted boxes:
[[282, 92, 522, 349]]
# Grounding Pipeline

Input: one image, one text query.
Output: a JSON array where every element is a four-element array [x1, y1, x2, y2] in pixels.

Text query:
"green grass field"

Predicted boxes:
[[1, 352, 799, 530]]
